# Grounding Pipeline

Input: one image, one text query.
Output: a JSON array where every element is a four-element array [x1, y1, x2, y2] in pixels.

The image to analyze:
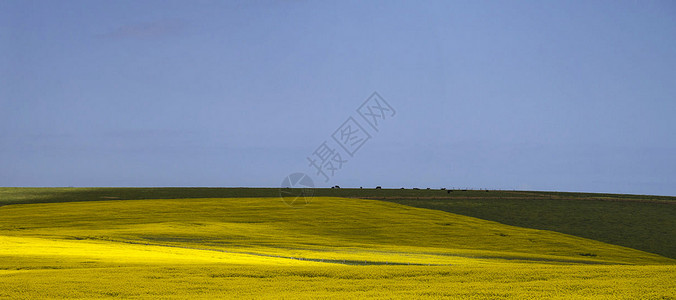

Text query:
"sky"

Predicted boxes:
[[1, 0, 675, 195]]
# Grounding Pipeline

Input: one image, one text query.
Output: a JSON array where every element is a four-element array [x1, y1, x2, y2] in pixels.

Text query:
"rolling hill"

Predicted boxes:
[[0, 191, 674, 298]]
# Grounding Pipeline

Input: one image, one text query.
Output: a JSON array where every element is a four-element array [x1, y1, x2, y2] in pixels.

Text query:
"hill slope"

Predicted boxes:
[[0, 197, 671, 265], [2, 187, 674, 259], [0, 196, 674, 298]]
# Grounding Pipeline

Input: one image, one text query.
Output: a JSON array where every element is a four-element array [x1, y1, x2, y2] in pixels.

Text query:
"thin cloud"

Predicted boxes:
[[98, 19, 187, 39], [102, 129, 197, 139]]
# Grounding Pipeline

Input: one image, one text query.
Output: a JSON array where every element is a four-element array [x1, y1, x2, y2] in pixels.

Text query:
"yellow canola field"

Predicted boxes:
[[0, 235, 320, 266], [0, 197, 674, 298]]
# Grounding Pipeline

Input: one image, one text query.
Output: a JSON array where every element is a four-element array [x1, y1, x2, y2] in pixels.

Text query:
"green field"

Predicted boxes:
[[379, 193, 676, 259], [0, 188, 674, 298]]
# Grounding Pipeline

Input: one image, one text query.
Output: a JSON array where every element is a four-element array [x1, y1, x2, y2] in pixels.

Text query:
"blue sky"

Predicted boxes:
[[1, 1, 675, 195]]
